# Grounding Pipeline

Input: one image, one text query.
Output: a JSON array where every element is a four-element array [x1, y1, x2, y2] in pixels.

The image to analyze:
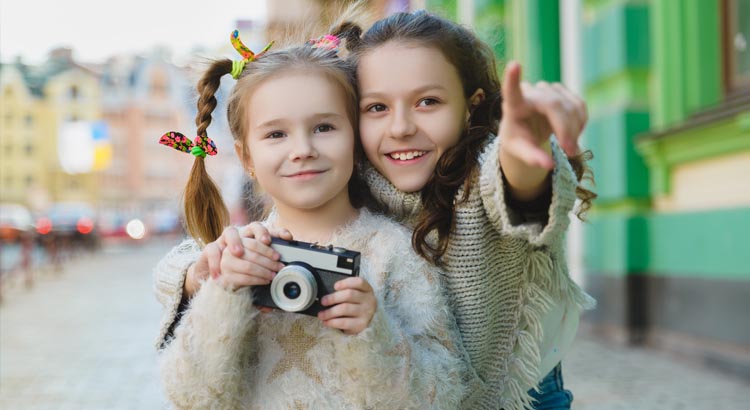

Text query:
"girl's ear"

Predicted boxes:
[[234, 140, 254, 174], [466, 88, 485, 121]]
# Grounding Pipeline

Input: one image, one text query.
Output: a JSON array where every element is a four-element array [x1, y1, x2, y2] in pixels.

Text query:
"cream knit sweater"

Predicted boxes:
[[155, 209, 468, 410], [362, 136, 596, 410]]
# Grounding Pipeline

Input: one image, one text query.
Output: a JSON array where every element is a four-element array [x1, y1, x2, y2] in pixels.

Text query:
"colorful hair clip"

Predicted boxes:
[[230, 30, 275, 79], [307, 34, 341, 52], [159, 131, 217, 158]]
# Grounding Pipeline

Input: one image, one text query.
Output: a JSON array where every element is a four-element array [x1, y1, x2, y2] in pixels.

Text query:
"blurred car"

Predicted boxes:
[[148, 208, 182, 236], [0, 203, 35, 243], [37, 202, 100, 249]]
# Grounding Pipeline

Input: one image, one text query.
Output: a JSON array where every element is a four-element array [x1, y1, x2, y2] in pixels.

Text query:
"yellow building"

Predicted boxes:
[[0, 63, 46, 210], [0, 48, 103, 211]]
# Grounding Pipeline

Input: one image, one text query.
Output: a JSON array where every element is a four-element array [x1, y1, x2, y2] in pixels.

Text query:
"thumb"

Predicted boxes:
[[502, 61, 524, 114]]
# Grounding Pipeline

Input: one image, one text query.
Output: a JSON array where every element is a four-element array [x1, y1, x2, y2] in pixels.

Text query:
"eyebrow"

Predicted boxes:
[[360, 84, 448, 100], [255, 112, 346, 129]]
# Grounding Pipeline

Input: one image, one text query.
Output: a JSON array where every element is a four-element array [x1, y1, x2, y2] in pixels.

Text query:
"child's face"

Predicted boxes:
[[240, 72, 355, 212], [357, 42, 469, 193]]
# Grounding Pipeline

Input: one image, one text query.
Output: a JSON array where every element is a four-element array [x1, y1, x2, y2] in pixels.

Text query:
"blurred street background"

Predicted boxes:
[[1, 0, 748, 409]]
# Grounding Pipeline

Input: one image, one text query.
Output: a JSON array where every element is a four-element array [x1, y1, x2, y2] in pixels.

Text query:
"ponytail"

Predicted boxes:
[[183, 59, 233, 246], [332, 21, 363, 52]]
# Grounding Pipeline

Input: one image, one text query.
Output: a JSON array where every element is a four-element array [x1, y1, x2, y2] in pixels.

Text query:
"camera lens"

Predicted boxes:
[[270, 264, 317, 312], [283, 282, 301, 299]]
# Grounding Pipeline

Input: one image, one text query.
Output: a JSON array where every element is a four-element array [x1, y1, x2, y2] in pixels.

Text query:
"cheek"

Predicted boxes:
[[358, 124, 381, 160], [428, 108, 464, 151]]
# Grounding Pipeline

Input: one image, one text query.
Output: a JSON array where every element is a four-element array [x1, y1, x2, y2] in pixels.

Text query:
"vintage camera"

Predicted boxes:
[[253, 238, 361, 316]]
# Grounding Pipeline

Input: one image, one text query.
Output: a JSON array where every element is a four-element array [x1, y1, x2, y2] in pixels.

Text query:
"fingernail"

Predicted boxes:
[[263, 235, 270, 243], [273, 252, 280, 260], [232, 245, 243, 254]]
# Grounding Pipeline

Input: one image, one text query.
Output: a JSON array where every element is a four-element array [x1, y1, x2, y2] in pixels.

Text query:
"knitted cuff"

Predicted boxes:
[[153, 238, 201, 349], [480, 136, 578, 247]]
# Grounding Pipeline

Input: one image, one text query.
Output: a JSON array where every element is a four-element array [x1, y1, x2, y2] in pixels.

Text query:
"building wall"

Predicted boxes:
[[43, 68, 103, 204], [0, 67, 44, 208]]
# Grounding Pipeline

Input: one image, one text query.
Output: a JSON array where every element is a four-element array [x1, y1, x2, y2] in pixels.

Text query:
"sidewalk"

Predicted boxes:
[[0, 240, 172, 410], [564, 328, 749, 410]]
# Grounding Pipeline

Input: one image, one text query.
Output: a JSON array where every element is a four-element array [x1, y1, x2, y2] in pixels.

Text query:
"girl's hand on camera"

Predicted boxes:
[[318, 277, 377, 335], [215, 236, 282, 291], [213, 222, 291, 291]]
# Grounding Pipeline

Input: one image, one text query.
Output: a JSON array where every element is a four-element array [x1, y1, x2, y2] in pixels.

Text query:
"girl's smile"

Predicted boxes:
[[284, 169, 327, 180], [384, 149, 431, 164]]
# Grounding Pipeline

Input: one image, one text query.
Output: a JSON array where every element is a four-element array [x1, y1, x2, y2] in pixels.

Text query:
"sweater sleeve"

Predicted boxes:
[[158, 279, 259, 410], [333, 230, 473, 409], [153, 238, 201, 350], [479, 135, 579, 247]]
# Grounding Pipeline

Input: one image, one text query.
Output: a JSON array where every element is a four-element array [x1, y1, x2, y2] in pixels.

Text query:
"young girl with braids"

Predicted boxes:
[[157, 12, 597, 410], [153, 30, 469, 409]]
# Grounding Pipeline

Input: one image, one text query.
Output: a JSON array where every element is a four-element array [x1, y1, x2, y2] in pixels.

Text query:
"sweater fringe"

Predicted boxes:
[[501, 246, 595, 410]]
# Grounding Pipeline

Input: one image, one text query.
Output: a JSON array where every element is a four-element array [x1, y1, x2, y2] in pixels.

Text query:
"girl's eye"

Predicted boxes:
[[366, 104, 387, 113], [417, 98, 440, 107], [314, 123, 335, 133], [266, 131, 286, 139]]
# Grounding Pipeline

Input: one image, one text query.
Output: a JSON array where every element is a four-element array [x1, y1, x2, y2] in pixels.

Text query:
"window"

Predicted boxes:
[[723, 0, 750, 94], [70, 85, 79, 100]]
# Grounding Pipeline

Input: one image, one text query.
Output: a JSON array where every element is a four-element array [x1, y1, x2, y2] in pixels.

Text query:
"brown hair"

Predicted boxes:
[[345, 10, 597, 264], [183, 33, 367, 246]]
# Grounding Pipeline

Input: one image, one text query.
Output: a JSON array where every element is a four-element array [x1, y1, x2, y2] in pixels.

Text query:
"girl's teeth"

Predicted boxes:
[[389, 151, 424, 160]]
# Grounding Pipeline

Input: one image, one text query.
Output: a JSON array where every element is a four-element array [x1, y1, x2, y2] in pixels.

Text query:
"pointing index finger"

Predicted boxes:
[[502, 61, 524, 113]]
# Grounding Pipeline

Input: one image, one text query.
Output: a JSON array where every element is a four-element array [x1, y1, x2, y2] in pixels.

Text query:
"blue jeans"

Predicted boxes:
[[527, 363, 573, 410]]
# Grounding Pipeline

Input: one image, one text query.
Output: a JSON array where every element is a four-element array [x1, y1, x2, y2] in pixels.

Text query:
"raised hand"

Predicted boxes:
[[499, 61, 587, 169]]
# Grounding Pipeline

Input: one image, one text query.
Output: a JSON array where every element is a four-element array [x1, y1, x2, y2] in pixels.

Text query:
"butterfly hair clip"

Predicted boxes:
[[230, 30, 274, 79], [159, 131, 217, 158]]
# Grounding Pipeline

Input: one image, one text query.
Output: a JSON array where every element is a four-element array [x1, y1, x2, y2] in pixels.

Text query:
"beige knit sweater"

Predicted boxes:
[[155, 209, 468, 410], [362, 136, 596, 410]]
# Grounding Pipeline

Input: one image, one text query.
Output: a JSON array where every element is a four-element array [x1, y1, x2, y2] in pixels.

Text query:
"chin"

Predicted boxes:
[[391, 176, 429, 194]]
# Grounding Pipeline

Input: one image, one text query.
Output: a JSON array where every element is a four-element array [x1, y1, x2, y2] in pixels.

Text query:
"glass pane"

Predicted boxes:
[[729, 0, 750, 88]]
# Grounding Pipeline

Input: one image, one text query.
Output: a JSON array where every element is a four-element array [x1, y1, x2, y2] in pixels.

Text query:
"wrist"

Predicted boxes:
[[500, 141, 552, 201]]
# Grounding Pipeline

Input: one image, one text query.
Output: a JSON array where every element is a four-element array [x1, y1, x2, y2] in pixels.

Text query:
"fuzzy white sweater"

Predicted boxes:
[[362, 136, 596, 410], [155, 209, 468, 410]]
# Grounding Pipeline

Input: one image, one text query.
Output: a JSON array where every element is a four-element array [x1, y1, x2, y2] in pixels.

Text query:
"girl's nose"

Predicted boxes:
[[288, 134, 319, 161], [389, 108, 417, 139]]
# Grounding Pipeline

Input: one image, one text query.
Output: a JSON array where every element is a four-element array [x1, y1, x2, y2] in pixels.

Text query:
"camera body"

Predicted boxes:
[[253, 238, 361, 316]]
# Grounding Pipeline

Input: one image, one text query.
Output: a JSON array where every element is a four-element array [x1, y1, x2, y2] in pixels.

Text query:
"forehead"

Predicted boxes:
[[356, 42, 463, 93], [247, 72, 349, 121]]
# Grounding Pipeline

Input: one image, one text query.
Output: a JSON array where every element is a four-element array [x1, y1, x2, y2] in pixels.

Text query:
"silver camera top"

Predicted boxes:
[[270, 238, 360, 276]]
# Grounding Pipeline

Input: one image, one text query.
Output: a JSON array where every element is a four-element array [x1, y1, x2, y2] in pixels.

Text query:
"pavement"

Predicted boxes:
[[0, 238, 748, 410]]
